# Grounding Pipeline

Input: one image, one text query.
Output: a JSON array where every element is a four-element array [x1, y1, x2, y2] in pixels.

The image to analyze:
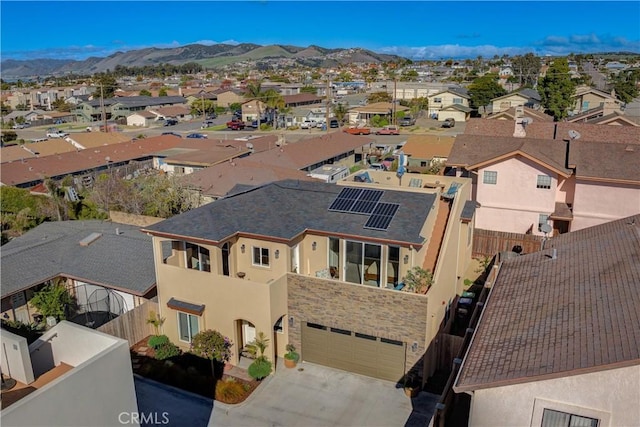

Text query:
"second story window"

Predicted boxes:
[[483, 170, 498, 185], [434, 97, 442, 103], [453, 98, 463, 104], [253, 247, 270, 267], [185, 242, 210, 272], [536, 175, 552, 189]]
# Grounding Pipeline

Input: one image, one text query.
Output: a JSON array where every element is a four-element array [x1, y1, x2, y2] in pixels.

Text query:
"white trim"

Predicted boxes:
[[531, 397, 611, 427], [176, 311, 199, 344]]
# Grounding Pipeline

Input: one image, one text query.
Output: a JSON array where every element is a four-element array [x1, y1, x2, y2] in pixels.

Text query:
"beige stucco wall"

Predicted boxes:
[[571, 180, 640, 231], [438, 109, 466, 122], [475, 157, 558, 235], [428, 92, 469, 115], [573, 92, 608, 112], [491, 94, 527, 114], [467, 365, 640, 427]]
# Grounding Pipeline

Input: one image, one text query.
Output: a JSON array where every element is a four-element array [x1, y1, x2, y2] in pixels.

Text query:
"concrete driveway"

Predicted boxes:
[[210, 360, 438, 427]]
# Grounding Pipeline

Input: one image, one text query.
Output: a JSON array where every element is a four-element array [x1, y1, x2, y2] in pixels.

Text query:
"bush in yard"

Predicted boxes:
[[155, 342, 181, 360], [247, 358, 272, 381], [215, 378, 246, 401], [148, 334, 170, 349], [191, 329, 233, 378]]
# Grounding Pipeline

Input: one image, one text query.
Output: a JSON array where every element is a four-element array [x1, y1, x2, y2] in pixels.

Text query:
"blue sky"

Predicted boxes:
[[1, 1, 639, 61]]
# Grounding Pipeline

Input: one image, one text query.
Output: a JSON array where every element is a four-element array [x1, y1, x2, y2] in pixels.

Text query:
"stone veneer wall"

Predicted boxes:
[[287, 274, 429, 374]]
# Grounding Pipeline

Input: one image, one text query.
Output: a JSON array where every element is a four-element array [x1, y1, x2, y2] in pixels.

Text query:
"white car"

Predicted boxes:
[[46, 130, 69, 138], [300, 120, 316, 129]]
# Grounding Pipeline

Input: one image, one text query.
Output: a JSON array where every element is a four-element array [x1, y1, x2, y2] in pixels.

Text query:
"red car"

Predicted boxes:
[[343, 126, 371, 135], [375, 125, 400, 135], [226, 119, 246, 130]]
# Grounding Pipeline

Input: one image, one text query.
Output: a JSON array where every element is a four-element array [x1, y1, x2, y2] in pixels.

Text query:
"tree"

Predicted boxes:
[[467, 74, 507, 109], [146, 310, 165, 336], [190, 99, 215, 117], [512, 53, 541, 87], [244, 80, 265, 120], [612, 69, 640, 103], [93, 73, 118, 98], [332, 102, 348, 124], [191, 329, 233, 377], [538, 58, 577, 121], [158, 87, 168, 97], [30, 281, 76, 321], [403, 266, 434, 294], [400, 69, 419, 82], [139, 89, 152, 97], [368, 91, 392, 103], [263, 89, 284, 128]]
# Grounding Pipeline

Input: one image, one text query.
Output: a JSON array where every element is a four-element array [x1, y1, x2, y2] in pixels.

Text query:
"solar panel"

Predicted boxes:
[[364, 203, 400, 231], [350, 189, 384, 214], [328, 187, 363, 212]]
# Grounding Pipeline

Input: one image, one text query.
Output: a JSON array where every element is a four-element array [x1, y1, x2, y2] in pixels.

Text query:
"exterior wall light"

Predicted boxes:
[[241, 244, 245, 253], [312, 242, 317, 251], [404, 255, 409, 264], [288, 316, 294, 327], [275, 249, 280, 259], [411, 342, 418, 352]]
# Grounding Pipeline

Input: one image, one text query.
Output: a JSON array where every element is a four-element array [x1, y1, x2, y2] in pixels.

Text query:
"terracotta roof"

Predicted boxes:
[[1, 135, 183, 187], [447, 134, 572, 176], [454, 214, 640, 393], [487, 107, 554, 122], [402, 135, 456, 160], [66, 132, 132, 149], [151, 106, 191, 117], [283, 93, 323, 104]]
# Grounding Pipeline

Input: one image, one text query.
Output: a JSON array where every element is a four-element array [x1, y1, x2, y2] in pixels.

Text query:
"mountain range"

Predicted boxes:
[[0, 43, 405, 79]]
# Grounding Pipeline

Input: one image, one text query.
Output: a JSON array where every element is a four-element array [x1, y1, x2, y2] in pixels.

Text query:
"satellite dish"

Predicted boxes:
[[568, 130, 581, 140], [522, 117, 533, 125], [541, 223, 552, 234], [245, 142, 254, 149]]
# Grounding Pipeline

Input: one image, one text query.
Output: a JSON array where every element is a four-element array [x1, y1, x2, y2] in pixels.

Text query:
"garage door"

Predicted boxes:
[[302, 322, 406, 382]]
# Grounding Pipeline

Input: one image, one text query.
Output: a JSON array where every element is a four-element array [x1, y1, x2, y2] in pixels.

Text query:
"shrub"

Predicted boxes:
[[247, 358, 272, 380], [191, 329, 233, 364], [215, 378, 246, 401], [148, 334, 170, 349], [155, 342, 181, 360], [284, 344, 299, 362]]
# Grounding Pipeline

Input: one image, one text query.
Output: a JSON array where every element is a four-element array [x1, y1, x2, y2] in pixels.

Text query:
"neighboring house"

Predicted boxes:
[[126, 110, 157, 127], [149, 106, 192, 122], [1, 138, 77, 163], [0, 135, 182, 189], [282, 93, 323, 108], [306, 164, 350, 183], [490, 88, 542, 113], [384, 81, 452, 101], [447, 119, 640, 236], [571, 86, 621, 115], [64, 132, 131, 149], [565, 103, 628, 125], [486, 106, 554, 122], [582, 111, 639, 126], [1, 220, 162, 327], [73, 96, 187, 123], [214, 89, 245, 108], [401, 135, 456, 173], [241, 99, 267, 122], [142, 175, 474, 385], [1, 321, 139, 426], [347, 102, 409, 125], [453, 215, 640, 427], [427, 88, 471, 120]]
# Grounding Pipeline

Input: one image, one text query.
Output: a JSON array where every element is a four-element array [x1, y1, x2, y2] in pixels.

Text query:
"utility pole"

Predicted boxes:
[[325, 77, 331, 132], [100, 83, 108, 133], [393, 78, 397, 126]]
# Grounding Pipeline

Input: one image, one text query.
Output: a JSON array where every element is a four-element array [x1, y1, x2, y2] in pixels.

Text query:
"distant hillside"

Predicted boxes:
[[1, 43, 405, 79]]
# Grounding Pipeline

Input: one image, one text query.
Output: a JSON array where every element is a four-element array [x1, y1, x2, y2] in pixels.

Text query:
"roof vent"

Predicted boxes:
[[79, 232, 102, 246], [625, 145, 634, 152]]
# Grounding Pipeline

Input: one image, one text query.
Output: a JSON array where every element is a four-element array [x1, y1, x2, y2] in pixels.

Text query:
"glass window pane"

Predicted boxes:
[[261, 248, 269, 266], [542, 409, 570, 427], [200, 247, 210, 272], [253, 247, 260, 264], [570, 415, 598, 427], [364, 243, 381, 287], [387, 246, 400, 286], [178, 312, 190, 341], [345, 241, 363, 284], [189, 314, 199, 339]]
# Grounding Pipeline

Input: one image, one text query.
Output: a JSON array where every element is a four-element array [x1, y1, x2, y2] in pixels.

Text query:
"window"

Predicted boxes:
[[174, 166, 185, 174], [185, 242, 210, 272], [538, 214, 550, 232], [344, 240, 382, 287], [541, 409, 599, 427], [178, 312, 199, 343], [420, 161, 427, 167], [537, 175, 552, 189], [274, 316, 284, 334], [483, 170, 498, 185], [453, 97, 463, 104], [387, 246, 400, 286], [252, 246, 270, 267], [434, 97, 442, 103]]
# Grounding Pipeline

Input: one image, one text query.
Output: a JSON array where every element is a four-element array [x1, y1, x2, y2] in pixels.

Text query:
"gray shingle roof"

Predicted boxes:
[[144, 180, 436, 247], [1, 220, 162, 297], [83, 96, 186, 108], [455, 214, 640, 392]]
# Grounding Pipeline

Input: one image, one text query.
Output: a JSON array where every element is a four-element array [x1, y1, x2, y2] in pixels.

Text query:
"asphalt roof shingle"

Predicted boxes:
[[1, 220, 162, 297], [455, 214, 640, 392], [143, 179, 436, 247]]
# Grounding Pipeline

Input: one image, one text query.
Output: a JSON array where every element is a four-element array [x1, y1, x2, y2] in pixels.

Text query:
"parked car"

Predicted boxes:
[[375, 125, 400, 135], [343, 126, 371, 135], [163, 119, 178, 126], [12, 123, 25, 129], [46, 130, 69, 138], [300, 119, 317, 129], [399, 116, 416, 126], [250, 118, 268, 128], [442, 118, 455, 128], [186, 133, 208, 139], [369, 163, 386, 171], [329, 119, 340, 128], [206, 113, 217, 120], [201, 120, 215, 129], [226, 119, 246, 130], [161, 132, 182, 138]]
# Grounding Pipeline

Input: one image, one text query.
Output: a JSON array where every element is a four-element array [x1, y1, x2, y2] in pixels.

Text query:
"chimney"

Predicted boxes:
[[513, 106, 526, 138], [552, 248, 557, 260]]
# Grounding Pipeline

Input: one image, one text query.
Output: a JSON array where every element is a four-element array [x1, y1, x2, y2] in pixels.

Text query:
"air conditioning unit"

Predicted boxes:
[[46, 316, 57, 327]]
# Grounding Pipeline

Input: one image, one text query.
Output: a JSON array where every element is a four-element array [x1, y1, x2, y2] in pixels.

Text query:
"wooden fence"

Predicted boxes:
[[472, 228, 543, 258], [98, 300, 158, 347]]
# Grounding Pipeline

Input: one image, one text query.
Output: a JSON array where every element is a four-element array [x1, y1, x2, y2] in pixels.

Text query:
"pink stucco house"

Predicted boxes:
[[447, 118, 640, 236]]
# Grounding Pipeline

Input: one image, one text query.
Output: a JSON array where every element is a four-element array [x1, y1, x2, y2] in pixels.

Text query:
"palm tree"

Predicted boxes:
[[263, 89, 284, 129], [333, 102, 348, 125], [244, 80, 265, 123]]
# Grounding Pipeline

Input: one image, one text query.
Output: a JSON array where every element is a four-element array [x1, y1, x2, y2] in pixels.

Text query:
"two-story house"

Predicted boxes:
[[446, 119, 640, 236], [427, 88, 472, 122], [142, 175, 475, 385], [490, 88, 542, 114]]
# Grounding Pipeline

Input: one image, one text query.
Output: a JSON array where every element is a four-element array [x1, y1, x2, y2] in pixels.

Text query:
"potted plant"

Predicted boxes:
[[403, 373, 420, 398], [284, 344, 299, 368]]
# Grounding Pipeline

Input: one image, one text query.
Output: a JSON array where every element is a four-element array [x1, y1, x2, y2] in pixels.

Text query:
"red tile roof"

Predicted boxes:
[[455, 214, 640, 392]]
